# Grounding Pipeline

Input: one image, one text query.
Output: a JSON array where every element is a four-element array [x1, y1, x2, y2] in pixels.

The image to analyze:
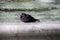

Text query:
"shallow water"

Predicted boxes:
[[0, 9, 60, 23], [0, 2, 60, 40], [0, 9, 60, 34]]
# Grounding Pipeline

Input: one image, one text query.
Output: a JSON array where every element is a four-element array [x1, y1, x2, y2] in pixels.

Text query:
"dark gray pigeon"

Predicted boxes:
[[20, 13, 40, 23]]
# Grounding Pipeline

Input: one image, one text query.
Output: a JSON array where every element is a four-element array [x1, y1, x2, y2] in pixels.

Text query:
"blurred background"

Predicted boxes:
[[0, 0, 60, 40], [0, 0, 60, 3]]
